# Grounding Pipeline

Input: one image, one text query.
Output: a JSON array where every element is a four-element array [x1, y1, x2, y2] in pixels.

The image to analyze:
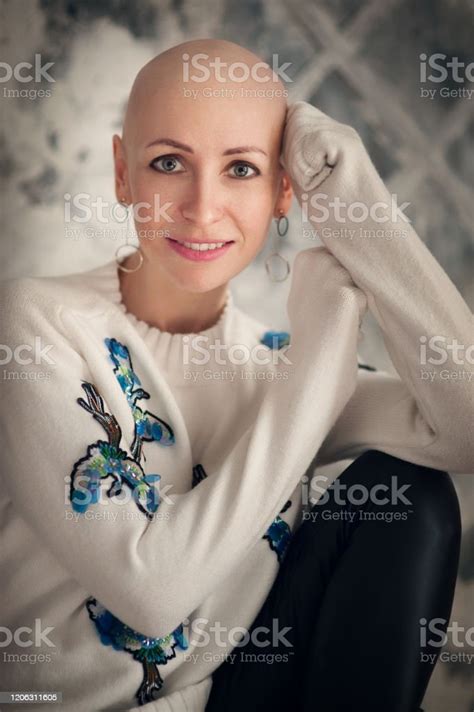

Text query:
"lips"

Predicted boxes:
[[170, 237, 234, 247], [165, 237, 235, 261]]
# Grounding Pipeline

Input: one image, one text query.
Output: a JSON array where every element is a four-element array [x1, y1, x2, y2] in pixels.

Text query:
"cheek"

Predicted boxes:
[[237, 187, 275, 244], [128, 169, 175, 224], [130, 172, 197, 228]]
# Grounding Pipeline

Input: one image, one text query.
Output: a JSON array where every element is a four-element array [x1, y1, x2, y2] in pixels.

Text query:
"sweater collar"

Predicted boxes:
[[88, 258, 236, 378]]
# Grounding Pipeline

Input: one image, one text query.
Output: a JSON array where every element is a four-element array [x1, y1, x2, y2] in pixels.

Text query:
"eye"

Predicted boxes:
[[228, 161, 260, 179], [149, 154, 184, 173]]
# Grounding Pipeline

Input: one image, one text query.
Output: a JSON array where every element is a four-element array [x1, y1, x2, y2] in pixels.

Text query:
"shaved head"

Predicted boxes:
[[122, 38, 288, 151]]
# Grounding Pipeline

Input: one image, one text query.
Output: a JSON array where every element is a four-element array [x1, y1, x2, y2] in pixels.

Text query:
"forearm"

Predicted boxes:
[[282, 102, 473, 465]]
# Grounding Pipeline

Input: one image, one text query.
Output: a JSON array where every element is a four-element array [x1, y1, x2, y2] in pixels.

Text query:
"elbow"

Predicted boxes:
[[432, 423, 474, 474], [93, 551, 191, 640], [446, 398, 474, 473], [111, 587, 189, 641], [450, 435, 474, 474]]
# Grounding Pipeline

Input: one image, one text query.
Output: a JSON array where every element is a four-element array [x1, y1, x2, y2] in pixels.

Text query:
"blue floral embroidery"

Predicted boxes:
[[263, 500, 292, 563], [70, 383, 161, 519], [260, 330, 290, 350], [70, 339, 183, 705], [86, 598, 188, 706], [105, 337, 175, 461]]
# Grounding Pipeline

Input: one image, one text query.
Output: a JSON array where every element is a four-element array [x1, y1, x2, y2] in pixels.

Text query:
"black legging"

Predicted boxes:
[[205, 450, 461, 712]]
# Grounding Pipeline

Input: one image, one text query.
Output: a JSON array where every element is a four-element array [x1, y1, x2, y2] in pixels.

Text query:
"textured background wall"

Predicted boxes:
[[1, 1, 472, 709]]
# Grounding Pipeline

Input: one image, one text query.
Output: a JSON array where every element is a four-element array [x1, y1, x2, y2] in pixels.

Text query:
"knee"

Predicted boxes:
[[350, 449, 462, 544]]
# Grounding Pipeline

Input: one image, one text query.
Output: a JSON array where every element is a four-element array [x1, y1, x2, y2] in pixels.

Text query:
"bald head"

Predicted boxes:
[[122, 38, 288, 152]]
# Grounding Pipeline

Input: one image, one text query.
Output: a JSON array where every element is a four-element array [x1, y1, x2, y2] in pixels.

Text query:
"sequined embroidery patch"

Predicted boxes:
[[260, 330, 291, 350], [86, 598, 188, 706]]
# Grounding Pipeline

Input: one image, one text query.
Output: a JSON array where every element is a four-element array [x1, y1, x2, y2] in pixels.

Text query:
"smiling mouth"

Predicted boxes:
[[167, 238, 235, 252]]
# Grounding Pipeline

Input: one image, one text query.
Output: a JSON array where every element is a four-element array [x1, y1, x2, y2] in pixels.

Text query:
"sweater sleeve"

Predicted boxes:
[[0, 247, 366, 640], [282, 101, 473, 475]]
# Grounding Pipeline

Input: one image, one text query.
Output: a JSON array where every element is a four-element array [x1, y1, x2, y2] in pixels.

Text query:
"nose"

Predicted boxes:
[[180, 170, 225, 228]]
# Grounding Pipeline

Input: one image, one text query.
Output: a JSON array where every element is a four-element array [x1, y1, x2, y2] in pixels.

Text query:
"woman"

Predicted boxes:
[[0, 39, 471, 712]]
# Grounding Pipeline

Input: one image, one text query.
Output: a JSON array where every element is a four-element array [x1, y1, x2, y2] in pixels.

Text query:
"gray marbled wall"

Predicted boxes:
[[1, 1, 472, 709]]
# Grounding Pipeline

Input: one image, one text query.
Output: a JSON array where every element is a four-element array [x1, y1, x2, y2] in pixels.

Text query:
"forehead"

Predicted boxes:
[[127, 81, 286, 152]]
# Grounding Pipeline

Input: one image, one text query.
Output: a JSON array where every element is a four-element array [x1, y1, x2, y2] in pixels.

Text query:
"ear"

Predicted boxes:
[[113, 134, 129, 203], [274, 169, 293, 218]]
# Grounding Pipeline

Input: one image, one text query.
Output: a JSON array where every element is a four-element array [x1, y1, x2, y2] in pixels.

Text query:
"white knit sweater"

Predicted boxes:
[[0, 103, 472, 712]]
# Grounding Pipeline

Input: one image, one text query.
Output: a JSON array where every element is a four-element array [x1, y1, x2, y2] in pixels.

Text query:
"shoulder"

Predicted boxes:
[[0, 274, 59, 339], [0, 261, 118, 340]]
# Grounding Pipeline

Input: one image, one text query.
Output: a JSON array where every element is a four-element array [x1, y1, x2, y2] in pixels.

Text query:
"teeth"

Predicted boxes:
[[181, 241, 227, 251]]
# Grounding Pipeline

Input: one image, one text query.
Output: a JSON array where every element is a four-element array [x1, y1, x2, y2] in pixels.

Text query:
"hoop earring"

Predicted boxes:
[[265, 209, 290, 282], [115, 200, 144, 273]]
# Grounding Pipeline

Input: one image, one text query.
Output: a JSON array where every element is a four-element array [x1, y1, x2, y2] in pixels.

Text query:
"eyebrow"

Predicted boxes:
[[145, 138, 268, 157]]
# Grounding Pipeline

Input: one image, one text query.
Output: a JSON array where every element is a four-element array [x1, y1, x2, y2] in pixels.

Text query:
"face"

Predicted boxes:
[[113, 73, 292, 294]]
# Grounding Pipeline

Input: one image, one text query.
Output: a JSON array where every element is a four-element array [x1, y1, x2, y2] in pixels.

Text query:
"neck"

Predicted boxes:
[[118, 254, 229, 334]]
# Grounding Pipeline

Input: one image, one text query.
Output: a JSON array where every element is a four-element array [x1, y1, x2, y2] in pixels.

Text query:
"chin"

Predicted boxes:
[[165, 265, 231, 294]]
